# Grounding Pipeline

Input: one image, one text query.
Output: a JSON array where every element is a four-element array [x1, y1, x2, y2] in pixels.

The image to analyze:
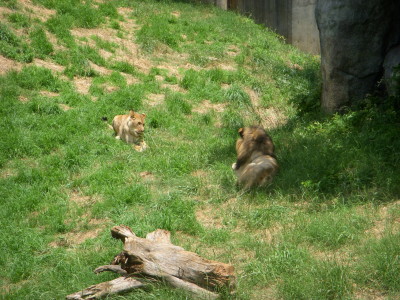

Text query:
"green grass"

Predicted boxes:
[[29, 27, 54, 57], [7, 13, 31, 28], [0, 23, 34, 62], [1, 0, 400, 299]]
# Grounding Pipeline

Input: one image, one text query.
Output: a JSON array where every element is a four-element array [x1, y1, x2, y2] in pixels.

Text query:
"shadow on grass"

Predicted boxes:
[[268, 101, 400, 205]]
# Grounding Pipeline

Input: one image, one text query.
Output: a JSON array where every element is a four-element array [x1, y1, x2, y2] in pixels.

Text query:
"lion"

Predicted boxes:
[[232, 126, 278, 189], [103, 110, 147, 152]]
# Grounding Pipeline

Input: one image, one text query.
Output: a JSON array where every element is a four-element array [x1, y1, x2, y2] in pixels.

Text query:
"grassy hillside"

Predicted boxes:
[[1, 0, 399, 299]]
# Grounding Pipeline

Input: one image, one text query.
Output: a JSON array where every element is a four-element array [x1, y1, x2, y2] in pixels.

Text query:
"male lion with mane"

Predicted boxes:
[[232, 126, 278, 189]]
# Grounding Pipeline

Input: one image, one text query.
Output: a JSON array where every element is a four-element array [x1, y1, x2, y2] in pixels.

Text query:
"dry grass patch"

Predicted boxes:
[[0, 55, 22, 75], [226, 45, 240, 57], [39, 90, 58, 97], [18, 95, 29, 102], [250, 284, 279, 300], [257, 107, 288, 130], [32, 58, 65, 73], [161, 83, 187, 93], [71, 28, 118, 43], [146, 93, 165, 106], [195, 205, 225, 229], [171, 11, 181, 18], [49, 209, 110, 248], [0, 167, 17, 178], [69, 190, 102, 207], [74, 76, 92, 94], [192, 100, 227, 114], [310, 245, 356, 266], [20, 0, 56, 22], [49, 227, 104, 248], [256, 224, 284, 245], [173, 231, 230, 262], [98, 48, 113, 60], [88, 61, 111, 76], [59, 103, 72, 111], [139, 171, 155, 181], [1, 279, 31, 297], [117, 7, 140, 32], [354, 287, 386, 300], [121, 72, 140, 85], [207, 61, 236, 71], [364, 200, 400, 239]]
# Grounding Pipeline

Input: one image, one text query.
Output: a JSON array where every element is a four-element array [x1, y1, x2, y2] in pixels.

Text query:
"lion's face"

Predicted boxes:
[[127, 111, 146, 136]]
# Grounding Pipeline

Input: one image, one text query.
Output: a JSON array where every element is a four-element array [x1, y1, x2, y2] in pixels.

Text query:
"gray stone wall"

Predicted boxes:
[[291, 0, 320, 54], [196, 0, 320, 55], [316, 0, 400, 112]]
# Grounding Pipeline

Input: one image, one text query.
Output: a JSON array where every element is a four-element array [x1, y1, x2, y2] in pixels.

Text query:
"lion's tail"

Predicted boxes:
[[102, 117, 114, 130]]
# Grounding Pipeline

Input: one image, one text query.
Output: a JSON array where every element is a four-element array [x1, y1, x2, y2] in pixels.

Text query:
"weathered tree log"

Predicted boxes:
[[66, 277, 145, 300], [66, 225, 235, 299]]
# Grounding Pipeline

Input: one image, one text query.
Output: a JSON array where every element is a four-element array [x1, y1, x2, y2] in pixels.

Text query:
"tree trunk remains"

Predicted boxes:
[[66, 225, 235, 299]]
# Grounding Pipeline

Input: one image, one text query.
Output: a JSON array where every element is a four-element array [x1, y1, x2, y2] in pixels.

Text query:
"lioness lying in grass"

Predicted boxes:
[[104, 110, 147, 152]]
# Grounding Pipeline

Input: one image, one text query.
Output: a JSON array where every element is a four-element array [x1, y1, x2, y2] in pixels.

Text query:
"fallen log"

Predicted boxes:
[[66, 225, 235, 299]]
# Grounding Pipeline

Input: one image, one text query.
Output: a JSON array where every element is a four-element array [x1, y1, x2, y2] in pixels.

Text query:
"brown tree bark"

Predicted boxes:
[[66, 225, 235, 299]]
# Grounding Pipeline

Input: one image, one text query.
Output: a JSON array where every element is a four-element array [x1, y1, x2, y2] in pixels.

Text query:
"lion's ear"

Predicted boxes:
[[238, 128, 244, 137], [142, 113, 146, 119], [129, 110, 135, 118]]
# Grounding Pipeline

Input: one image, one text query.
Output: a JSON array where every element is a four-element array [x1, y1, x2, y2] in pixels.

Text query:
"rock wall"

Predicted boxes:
[[291, 0, 320, 54], [197, 0, 320, 55], [316, 0, 400, 112]]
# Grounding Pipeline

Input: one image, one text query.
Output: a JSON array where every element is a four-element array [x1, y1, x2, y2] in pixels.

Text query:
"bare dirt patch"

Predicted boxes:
[[20, 0, 56, 22], [365, 200, 400, 238], [89, 62, 112, 76], [32, 58, 65, 73], [18, 95, 29, 102], [0, 167, 17, 179], [192, 100, 227, 114], [117, 7, 140, 32], [161, 83, 187, 93], [98, 48, 114, 60], [226, 45, 240, 57], [257, 225, 284, 244], [171, 11, 181, 18], [173, 231, 230, 261], [258, 107, 288, 130], [102, 84, 119, 93], [287, 62, 304, 71], [139, 171, 155, 181], [195, 206, 225, 229], [242, 87, 288, 129], [121, 73, 140, 85], [45, 31, 66, 52], [0, 55, 22, 75], [74, 77, 92, 94], [0, 7, 13, 15], [146, 93, 165, 106], [207, 61, 236, 71], [71, 28, 118, 43], [69, 190, 93, 206], [191, 170, 208, 178], [59, 103, 72, 111], [49, 227, 104, 248], [117, 7, 133, 16], [40, 90, 59, 97], [251, 285, 278, 300], [354, 287, 386, 300]]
